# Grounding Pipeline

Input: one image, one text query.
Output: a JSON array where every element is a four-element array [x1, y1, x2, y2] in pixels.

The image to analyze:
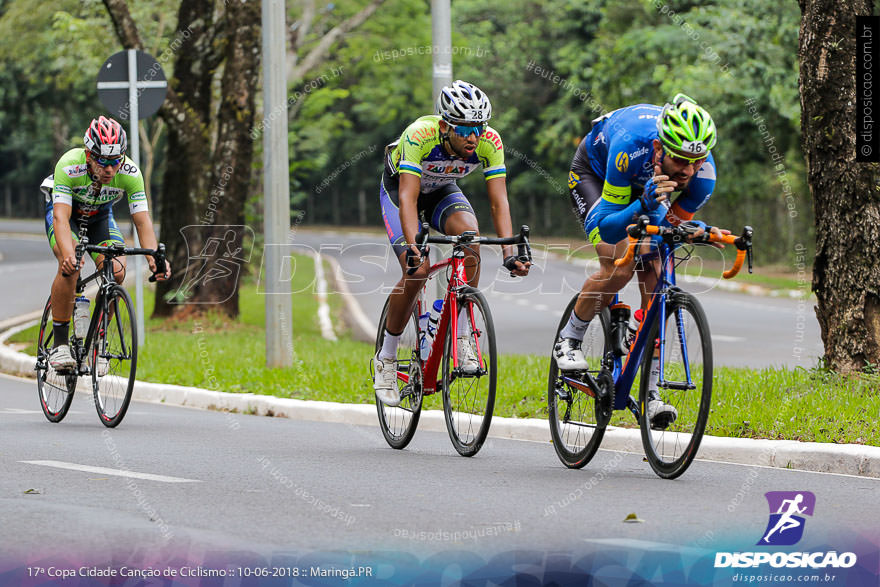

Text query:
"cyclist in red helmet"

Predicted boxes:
[[41, 115, 171, 371]]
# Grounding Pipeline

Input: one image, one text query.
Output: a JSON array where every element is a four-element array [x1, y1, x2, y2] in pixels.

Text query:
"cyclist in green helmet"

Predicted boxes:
[[561, 93, 723, 427]]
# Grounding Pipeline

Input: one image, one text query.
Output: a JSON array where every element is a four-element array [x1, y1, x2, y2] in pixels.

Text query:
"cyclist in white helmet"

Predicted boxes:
[[374, 80, 530, 406]]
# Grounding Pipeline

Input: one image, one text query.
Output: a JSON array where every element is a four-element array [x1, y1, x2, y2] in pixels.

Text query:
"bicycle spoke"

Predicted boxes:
[[442, 289, 496, 457], [640, 293, 712, 479], [548, 296, 609, 469], [92, 288, 137, 427], [375, 302, 422, 449]]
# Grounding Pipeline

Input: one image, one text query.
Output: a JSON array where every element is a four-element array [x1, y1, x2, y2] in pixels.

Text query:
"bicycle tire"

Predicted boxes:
[[374, 298, 423, 449], [36, 297, 76, 423], [91, 285, 137, 428], [548, 294, 611, 468], [441, 286, 496, 457], [639, 291, 712, 479]]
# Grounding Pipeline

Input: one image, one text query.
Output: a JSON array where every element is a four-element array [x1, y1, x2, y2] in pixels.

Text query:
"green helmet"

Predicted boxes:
[[657, 93, 716, 158]]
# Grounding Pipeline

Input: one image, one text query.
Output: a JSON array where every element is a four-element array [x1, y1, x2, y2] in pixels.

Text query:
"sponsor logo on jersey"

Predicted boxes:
[[629, 146, 650, 160], [615, 151, 629, 172], [568, 170, 580, 189], [408, 126, 436, 145], [120, 162, 139, 175], [425, 163, 469, 175], [62, 163, 89, 178], [592, 131, 606, 146], [482, 129, 502, 151]]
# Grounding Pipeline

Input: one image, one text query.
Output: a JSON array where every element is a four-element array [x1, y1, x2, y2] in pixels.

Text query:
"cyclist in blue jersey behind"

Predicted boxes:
[[557, 93, 723, 428]]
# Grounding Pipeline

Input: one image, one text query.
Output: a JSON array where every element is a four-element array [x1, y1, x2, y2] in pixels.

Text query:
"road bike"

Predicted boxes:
[[35, 237, 167, 427], [548, 216, 753, 478], [373, 223, 531, 456]]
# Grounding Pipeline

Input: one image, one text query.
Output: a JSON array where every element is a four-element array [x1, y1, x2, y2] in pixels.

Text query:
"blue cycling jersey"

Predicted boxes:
[[571, 104, 717, 244]]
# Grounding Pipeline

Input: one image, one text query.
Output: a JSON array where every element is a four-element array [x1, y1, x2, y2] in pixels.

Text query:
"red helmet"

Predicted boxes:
[[84, 116, 127, 158]]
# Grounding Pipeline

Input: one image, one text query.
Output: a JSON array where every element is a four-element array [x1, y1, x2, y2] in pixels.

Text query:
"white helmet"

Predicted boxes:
[[436, 80, 492, 125]]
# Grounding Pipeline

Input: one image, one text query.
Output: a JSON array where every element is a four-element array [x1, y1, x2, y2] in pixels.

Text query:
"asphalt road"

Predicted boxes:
[[3, 219, 870, 584], [2, 373, 878, 567]]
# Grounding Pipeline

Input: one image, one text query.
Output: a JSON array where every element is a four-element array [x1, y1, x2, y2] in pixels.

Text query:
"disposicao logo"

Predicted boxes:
[[714, 491, 858, 570], [759, 491, 814, 546]]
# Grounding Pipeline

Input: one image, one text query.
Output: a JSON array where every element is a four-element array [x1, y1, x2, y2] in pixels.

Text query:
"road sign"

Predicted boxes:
[[96, 50, 168, 347], [96, 50, 167, 120]]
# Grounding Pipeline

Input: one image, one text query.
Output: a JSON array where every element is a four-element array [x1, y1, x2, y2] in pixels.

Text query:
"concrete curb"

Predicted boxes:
[[2, 310, 878, 479]]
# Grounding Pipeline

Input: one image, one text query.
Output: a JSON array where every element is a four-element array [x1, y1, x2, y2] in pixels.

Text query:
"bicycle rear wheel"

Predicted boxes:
[[91, 286, 137, 428], [639, 291, 712, 479], [374, 298, 422, 449], [441, 286, 496, 457], [36, 298, 76, 423], [548, 295, 610, 468]]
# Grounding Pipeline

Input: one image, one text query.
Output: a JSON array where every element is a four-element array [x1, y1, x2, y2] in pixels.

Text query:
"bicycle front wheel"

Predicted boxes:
[[91, 286, 137, 428], [374, 298, 422, 449], [639, 291, 712, 479], [36, 297, 76, 423], [441, 286, 496, 457], [548, 295, 610, 468]]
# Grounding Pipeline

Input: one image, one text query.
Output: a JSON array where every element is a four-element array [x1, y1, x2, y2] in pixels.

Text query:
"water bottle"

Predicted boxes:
[[609, 303, 631, 357], [419, 299, 444, 360], [73, 295, 90, 339], [418, 312, 430, 360]]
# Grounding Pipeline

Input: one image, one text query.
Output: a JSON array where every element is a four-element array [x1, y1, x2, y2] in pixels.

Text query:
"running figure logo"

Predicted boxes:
[[758, 491, 816, 546]]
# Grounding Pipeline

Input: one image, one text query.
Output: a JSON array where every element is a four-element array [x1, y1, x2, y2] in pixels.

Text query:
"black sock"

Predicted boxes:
[[53, 321, 69, 347]]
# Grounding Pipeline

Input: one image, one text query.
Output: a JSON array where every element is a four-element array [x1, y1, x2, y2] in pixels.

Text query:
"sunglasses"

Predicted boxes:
[[93, 155, 123, 167], [663, 146, 707, 165], [452, 123, 487, 138]]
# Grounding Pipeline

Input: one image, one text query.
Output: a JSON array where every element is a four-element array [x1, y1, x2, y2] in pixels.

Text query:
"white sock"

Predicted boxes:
[[648, 358, 660, 394], [457, 306, 471, 337], [559, 309, 590, 341], [379, 329, 401, 361]]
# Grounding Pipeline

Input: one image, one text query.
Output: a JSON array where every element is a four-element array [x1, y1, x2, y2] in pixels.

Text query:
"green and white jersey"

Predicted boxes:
[[385, 115, 506, 193], [49, 148, 148, 216]]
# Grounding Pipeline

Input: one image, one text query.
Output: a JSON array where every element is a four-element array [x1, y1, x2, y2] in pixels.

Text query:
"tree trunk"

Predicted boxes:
[[184, 0, 260, 316], [799, 0, 880, 372]]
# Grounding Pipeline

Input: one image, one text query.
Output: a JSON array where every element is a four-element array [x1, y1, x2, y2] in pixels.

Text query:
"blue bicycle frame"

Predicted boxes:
[[559, 237, 695, 418]]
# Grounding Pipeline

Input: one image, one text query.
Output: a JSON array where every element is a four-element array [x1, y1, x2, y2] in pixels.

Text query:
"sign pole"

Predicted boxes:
[[127, 49, 145, 347], [97, 49, 167, 346]]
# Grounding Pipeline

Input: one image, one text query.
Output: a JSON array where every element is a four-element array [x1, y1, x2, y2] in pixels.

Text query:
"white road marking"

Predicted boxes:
[[20, 460, 201, 483], [712, 334, 747, 343], [0, 408, 42, 415]]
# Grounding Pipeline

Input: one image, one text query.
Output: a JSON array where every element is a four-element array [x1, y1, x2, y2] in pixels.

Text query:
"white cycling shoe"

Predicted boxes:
[[456, 336, 481, 374], [553, 337, 588, 371], [49, 345, 76, 372], [646, 393, 678, 430], [373, 352, 401, 407]]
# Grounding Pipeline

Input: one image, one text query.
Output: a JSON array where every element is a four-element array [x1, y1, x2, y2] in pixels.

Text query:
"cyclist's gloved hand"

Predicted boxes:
[[681, 220, 709, 233], [503, 255, 530, 277], [640, 177, 664, 212]]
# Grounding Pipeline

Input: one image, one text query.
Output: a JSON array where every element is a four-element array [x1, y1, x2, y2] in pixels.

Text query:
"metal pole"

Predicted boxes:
[[432, 0, 453, 300], [262, 0, 293, 367], [431, 0, 453, 103], [127, 49, 145, 347]]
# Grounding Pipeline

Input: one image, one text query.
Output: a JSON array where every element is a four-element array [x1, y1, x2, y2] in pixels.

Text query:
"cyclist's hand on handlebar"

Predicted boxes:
[[405, 243, 428, 274], [148, 256, 172, 281], [503, 255, 530, 277], [60, 253, 85, 277]]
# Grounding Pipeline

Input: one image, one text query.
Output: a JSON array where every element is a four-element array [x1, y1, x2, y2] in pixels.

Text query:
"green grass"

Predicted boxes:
[[8, 256, 877, 445]]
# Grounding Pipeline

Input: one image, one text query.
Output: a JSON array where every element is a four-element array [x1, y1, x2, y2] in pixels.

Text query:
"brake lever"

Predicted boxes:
[[405, 222, 430, 275]]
